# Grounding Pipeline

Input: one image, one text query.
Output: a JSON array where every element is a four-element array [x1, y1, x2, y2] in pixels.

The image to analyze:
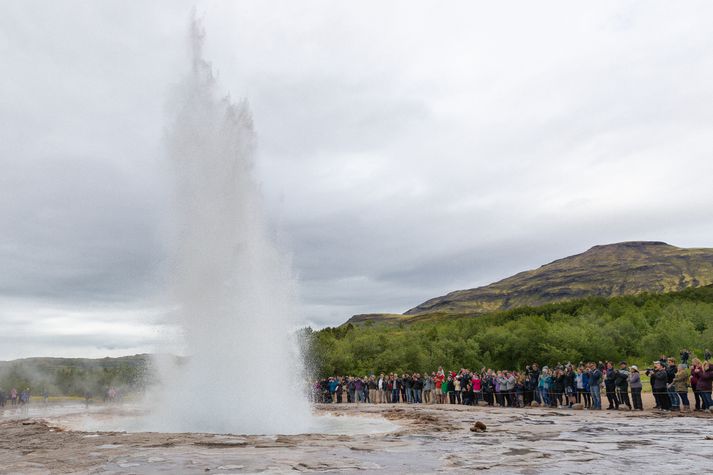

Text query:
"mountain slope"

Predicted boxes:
[[404, 241, 713, 316]]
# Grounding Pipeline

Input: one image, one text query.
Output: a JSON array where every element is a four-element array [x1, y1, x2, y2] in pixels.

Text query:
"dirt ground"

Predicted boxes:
[[1, 400, 712, 474]]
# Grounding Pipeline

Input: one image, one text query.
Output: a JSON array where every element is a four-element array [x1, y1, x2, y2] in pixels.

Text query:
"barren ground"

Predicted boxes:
[[1, 400, 712, 474]]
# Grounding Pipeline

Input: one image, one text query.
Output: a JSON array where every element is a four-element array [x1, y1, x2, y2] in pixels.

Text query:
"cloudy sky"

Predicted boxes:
[[2, 1, 713, 359]]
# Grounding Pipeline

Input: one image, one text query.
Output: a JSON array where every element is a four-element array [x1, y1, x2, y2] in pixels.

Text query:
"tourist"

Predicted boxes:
[[629, 365, 643, 410], [402, 373, 412, 403], [690, 359, 703, 411], [615, 361, 631, 409], [552, 368, 565, 408], [483, 370, 495, 406], [666, 358, 680, 411], [697, 361, 713, 411], [336, 378, 344, 403], [346, 377, 354, 403], [376, 373, 385, 403], [564, 366, 576, 408], [673, 364, 690, 412], [20, 388, 30, 405], [472, 372, 482, 405], [604, 362, 619, 410], [368, 376, 378, 404], [588, 362, 602, 410], [705, 349, 711, 362], [529, 363, 541, 405], [538, 367, 551, 407], [414, 373, 423, 403], [575, 367, 589, 408], [649, 361, 670, 411], [504, 370, 516, 407], [328, 377, 338, 403], [515, 373, 525, 407], [446, 375, 456, 404], [434, 369, 445, 404], [453, 372, 462, 404], [680, 349, 690, 367]]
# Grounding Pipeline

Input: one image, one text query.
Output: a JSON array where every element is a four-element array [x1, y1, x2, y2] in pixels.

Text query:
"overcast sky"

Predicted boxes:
[[2, 1, 713, 359]]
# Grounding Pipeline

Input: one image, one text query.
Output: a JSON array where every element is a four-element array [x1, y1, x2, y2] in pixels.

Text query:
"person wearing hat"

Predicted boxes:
[[629, 365, 643, 410], [615, 361, 631, 409]]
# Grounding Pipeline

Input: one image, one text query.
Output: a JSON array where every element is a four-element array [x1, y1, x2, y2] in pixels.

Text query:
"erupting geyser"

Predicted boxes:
[[151, 17, 312, 434]]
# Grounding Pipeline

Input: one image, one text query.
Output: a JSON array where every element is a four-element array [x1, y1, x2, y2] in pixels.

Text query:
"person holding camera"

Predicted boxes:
[[648, 361, 670, 411]]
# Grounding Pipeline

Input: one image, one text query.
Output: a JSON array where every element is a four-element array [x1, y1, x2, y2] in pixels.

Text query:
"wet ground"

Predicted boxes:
[[1, 401, 712, 473]]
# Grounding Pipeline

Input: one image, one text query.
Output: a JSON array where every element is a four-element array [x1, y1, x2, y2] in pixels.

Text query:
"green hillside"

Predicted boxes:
[[309, 285, 713, 377]]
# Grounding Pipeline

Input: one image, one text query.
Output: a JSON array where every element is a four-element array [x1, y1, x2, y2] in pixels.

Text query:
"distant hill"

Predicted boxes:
[[407, 241, 713, 315], [0, 354, 151, 396], [346, 241, 713, 325]]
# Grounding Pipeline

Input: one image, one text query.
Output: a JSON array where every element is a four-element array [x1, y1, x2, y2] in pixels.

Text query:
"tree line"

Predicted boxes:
[[305, 285, 713, 377]]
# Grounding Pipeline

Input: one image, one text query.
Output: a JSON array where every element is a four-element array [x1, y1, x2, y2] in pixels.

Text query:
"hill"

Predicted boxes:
[[405, 241, 713, 316]]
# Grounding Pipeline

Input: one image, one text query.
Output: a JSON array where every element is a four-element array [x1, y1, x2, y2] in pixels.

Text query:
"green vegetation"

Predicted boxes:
[[0, 355, 149, 397], [308, 285, 713, 377]]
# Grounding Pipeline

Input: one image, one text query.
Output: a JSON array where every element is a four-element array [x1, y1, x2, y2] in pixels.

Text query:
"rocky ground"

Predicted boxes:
[[1, 402, 712, 474]]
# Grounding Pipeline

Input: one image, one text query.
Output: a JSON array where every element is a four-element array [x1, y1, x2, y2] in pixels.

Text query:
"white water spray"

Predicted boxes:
[[150, 17, 312, 434]]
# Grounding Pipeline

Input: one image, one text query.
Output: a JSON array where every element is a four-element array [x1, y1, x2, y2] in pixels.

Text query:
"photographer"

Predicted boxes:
[[647, 361, 670, 411]]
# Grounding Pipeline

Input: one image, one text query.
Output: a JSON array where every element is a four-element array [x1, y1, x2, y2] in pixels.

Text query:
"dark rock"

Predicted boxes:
[[470, 421, 487, 432]]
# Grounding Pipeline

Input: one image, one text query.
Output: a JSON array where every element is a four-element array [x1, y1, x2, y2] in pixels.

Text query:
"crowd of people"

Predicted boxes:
[[0, 387, 31, 407], [313, 349, 713, 413]]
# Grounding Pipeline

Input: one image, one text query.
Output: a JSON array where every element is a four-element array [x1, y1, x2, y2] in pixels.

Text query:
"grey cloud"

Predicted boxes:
[[2, 1, 713, 355]]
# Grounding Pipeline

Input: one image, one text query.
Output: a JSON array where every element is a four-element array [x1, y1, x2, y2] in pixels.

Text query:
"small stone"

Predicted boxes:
[[571, 404, 584, 410], [530, 401, 540, 407], [470, 421, 487, 432]]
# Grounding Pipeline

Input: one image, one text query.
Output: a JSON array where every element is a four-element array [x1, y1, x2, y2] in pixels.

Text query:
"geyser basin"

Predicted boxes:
[[32, 404, 397, 436]]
